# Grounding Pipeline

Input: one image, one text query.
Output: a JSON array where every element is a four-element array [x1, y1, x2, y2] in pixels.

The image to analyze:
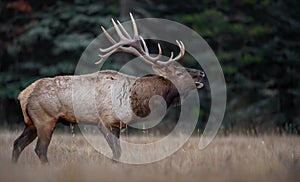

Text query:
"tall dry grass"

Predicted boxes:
[[0, 129, 299, 182]]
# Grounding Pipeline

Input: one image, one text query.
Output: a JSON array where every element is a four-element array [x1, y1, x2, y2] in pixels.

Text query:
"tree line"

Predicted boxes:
[[0, 0, 299, 134]]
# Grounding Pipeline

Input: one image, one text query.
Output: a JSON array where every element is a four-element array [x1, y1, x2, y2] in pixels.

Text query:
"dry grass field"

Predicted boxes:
[[0, 129, 300, 182]]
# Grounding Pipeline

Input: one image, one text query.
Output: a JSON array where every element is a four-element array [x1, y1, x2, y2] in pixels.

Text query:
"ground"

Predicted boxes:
[[0, 129, 299, 182]]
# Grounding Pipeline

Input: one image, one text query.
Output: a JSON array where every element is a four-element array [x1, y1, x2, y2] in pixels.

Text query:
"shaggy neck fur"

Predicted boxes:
[[130, 76, 180, 118]]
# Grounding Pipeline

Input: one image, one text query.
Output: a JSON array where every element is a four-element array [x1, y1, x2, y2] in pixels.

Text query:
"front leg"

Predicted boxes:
[[110, 126, 121, 160], [98, 123, 121, 161]]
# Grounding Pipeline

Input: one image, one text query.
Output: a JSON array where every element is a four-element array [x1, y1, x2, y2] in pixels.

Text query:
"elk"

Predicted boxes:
[[12, 14, 205, 164]]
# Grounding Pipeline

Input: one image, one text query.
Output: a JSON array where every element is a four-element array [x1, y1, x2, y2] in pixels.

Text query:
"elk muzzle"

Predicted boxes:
[[186, 68, 205, 89]]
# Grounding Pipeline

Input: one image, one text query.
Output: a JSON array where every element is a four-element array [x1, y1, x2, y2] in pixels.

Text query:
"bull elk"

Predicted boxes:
[[12, 14, 205, 164]]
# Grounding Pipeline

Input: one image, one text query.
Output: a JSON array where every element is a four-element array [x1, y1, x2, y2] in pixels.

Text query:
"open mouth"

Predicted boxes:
[[195, 81, 204, 89], [191, 72, 205, 89], [195, 76, 204, 89]]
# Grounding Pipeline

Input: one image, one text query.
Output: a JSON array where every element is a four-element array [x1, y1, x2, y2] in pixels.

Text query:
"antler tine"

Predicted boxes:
[[101, 26, 116, 44], [95, 49, 117, 64], [111, 18, 126, 40], [178, 40, 185, 55], [117, 20, 132, 39], [158, 43, 162, 54], [169, 52, 174, 60], [154, 43, 162, 60], [139, 36, 149, 54], [130, 12, 139, 39], [98, 49, 117, 58], [99, 42, 123, 53]]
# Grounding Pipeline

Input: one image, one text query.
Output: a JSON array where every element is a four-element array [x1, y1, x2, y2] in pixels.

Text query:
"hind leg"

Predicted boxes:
[[12, 126, 37, 163], [34, 123, 56, 164]]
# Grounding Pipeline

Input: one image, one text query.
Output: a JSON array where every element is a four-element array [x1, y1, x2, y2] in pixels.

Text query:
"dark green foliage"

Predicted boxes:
[[0, 0, 299, 134]]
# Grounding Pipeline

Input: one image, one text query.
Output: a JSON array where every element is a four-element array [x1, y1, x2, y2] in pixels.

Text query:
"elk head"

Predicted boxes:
[[95, 13, 205, 91]]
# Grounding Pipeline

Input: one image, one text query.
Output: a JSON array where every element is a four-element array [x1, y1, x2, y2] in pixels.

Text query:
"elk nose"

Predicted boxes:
[[200, 71, 205, 77]]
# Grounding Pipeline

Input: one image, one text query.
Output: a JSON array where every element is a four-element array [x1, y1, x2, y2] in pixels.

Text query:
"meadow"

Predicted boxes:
[[0, 129, 299, 182]]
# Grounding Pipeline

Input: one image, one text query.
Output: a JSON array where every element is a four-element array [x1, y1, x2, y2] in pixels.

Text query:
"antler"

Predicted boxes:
[[95, 13, 185, 66]]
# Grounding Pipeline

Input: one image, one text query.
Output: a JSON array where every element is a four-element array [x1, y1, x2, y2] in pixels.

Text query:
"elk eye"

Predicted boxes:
[[176, 72, 183, 76]]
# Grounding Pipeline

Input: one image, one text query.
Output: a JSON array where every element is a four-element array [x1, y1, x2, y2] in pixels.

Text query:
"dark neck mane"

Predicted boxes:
[[130, 76, 180, 118]]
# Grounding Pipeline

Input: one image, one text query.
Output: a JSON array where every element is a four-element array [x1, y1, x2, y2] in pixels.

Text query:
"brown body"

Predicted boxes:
[[12, 14, 205, 163]]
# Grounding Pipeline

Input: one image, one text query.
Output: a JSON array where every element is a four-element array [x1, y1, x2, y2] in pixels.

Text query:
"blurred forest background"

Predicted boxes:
[[0, 0, 299, 135]]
